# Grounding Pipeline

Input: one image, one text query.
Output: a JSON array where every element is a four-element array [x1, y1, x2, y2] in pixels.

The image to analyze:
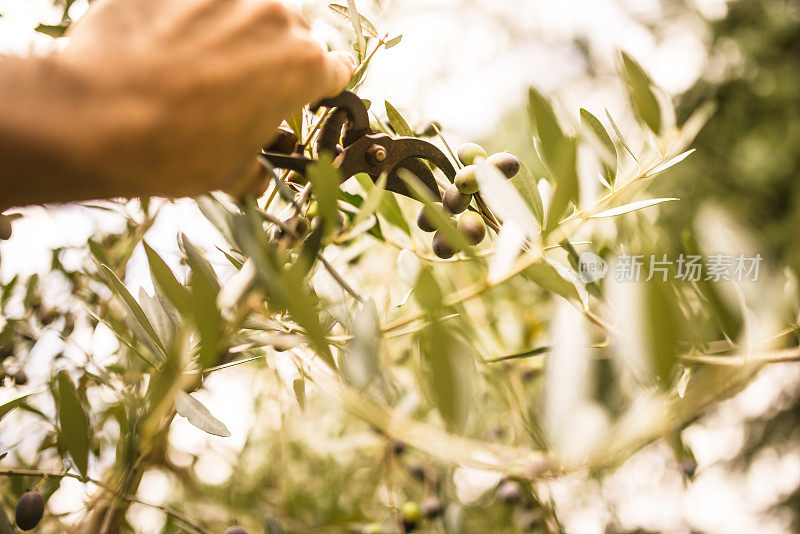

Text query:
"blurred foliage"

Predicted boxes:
[[2, 1, 800, 533], [659, 1, 800, 532]]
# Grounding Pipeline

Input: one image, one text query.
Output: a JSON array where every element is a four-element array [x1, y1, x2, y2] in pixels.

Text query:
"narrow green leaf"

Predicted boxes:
[[328, 3, 379, 38], [385, 101, 415, 137], [644, 280, 683, 386], [175, 391, 231, 437], [523, 260, 582, 303], [384, 34, 403, 49], [355, 173, 410, 235], [34, 23, 68, 38], [143, 242, 191, 315], [101, 265, 167, 356], [0, 393, 33, 422], [418, 324, 475, 432], [527, 88, 566, 172], [620, 51, 662, 134], [590, 198, 678, 218], [543, 139, 579, 232], [580, 108, 617, 186], [307, 153, 343, 237], [511, 171, 544, 225], [644, 149, 695, 177], [352, 172, 387, 228], [54, 371, 91, 477]]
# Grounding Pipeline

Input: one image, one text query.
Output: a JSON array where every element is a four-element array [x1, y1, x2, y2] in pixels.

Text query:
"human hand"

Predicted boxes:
[[54, 0, 355, 200]]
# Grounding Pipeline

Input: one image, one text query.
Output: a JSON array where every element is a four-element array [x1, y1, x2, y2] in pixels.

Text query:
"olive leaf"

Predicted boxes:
[[385, 34, 403, 49], [0, 393, 33, 422], [475, 162, 540, 240], [620, 51, 662, 135], [342, 298, 380, 389], [352, 172, 387, 228], [511, 170, 544, 225], [580, 108, 617, 187], [528, 89, 579, 232], [385, 101, 415, 137], [181, 236, 222, 369], [355, 173, 410, 235], [54, 371, 91, 477], [101, 264, 167, 357], [144, 241, 191, 315], [328, 3, 379, 38], [175, 391, 231, 437], [643, 279, 684, 386], [34, 23, 68, 38], [488, 222, 526, 284], [589, 198, 678, 218], [523, 260, 582, 303], [307, 153, 343, 237], [644, 150, 695, 177]]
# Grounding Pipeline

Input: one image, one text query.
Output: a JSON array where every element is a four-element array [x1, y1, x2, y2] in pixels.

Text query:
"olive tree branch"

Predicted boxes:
[[0, 468, 211, 534]]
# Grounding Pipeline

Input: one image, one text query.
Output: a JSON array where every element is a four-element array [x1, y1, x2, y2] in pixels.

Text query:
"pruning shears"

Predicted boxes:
[[260, 91, 455, 201]]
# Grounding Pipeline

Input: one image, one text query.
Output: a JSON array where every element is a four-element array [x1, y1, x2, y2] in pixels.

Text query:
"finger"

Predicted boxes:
[[317, 50, 357, 99]]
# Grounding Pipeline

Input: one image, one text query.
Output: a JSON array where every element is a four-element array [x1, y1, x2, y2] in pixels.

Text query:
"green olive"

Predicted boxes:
[[15, 491, 44, 531], [454, 165, 479, 195], [432, 231, 459, 259], [400, 501, 421, 532], [442, 184, 471, 214], [487, 152, 521, 178], [457, 211, 486, 245], [456, 143, 487, 165], [362, 523, 383, 534]]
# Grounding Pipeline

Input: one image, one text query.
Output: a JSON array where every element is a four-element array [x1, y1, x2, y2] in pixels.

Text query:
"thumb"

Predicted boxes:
[[318, 50, 357, 98]]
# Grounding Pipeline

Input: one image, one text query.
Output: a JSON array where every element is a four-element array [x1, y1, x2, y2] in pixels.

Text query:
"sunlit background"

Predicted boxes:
[[2, 0, 800, 532]]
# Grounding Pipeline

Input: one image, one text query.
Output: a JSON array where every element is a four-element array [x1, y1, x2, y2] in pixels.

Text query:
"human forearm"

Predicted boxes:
[[0, 0, 354, 211], [0, 55, 140, 210]]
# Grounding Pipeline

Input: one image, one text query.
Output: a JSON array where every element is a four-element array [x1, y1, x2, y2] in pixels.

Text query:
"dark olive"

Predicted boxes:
[[225, 526, 248, 534], [518, 511, 543, 531], [15, 491, 44, 531], [432, 232, 459, 259], [486, 152, 521, 178], [13, 370, 28, 386], [264, 126, 298, 155], [400, 501, 421, 532], [407, 462, 428, 482], [497, 480, 522, 504], [457, 212, 486, 245], [421, 496, 443, 519], [38, 308, 58, 326], [456, 143, 487, 166], [0, 214, 12, 240], [454, 165, 479, 195], [681, 457, 697, 479], [389, 439, 406, 456], [416, 203, 443, 233], [442, 184, 471, 214]]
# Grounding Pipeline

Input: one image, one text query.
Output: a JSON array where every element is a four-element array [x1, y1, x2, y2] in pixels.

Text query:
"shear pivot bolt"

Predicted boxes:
[[366, 145, 387, 164]]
